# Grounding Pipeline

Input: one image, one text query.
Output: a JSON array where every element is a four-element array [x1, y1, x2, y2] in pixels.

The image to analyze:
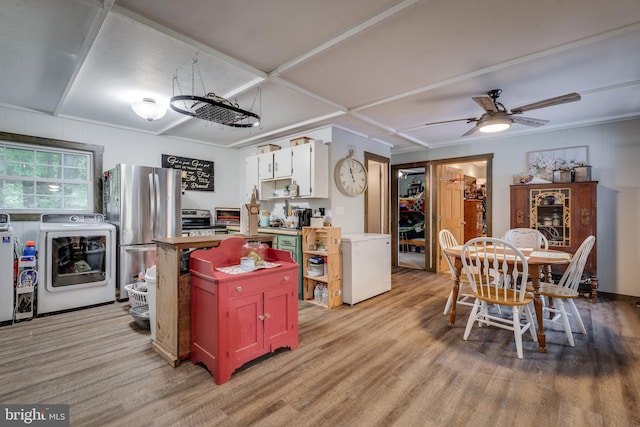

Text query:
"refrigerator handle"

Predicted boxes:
[[149, 173, 158, 238], [153, 173, 162, 238]]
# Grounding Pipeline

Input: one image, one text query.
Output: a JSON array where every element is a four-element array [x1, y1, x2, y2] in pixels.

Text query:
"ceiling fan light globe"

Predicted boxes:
[[131, 98, 167, 121], [477, 113, 512, 133], [479, 122, 511, 133]]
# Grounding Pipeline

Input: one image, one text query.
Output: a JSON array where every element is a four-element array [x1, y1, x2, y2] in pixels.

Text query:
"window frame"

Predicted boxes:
[[0, 132, 104, 221]]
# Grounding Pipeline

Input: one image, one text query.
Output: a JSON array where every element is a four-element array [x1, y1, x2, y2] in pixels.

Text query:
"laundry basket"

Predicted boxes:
[[124, 282, 148, 308], [129, 305, 150, 330]]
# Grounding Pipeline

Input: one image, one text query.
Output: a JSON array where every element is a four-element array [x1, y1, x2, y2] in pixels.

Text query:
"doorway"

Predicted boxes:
[[397, 166, 426, 269], [391, 154, 492, 271], [364, 152, 390, 234]]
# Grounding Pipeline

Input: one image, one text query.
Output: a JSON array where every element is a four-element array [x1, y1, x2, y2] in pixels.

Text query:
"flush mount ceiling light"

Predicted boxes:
[[477, 111, 512, 133], [170, 56, 261, 128], [131, 98, 167, 121]]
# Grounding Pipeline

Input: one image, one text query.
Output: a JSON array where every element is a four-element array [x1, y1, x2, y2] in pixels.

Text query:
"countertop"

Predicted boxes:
[[226, 225, 302, 236], [153, 234, 276, 249]]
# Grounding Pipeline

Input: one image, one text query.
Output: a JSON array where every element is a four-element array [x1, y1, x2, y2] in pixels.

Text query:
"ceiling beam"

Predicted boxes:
[[53, 6, 112, 116], [271, 0, 420, 76]]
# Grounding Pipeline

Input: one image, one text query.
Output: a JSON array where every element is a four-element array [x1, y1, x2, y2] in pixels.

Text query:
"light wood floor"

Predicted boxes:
[[1, 268, 639, 427]]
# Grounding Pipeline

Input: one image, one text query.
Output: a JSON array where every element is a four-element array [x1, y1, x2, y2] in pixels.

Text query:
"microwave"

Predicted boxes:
[[214, 207, 241, 226]]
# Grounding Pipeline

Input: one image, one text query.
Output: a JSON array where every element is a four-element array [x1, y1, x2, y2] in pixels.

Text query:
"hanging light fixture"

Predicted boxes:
[[130, 98, 167, 121], [170, 56, 260, 128], [477, 111, 512, 133]]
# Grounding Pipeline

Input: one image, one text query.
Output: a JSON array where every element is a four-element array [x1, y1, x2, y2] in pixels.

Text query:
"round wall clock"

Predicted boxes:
[[334, 148, 368, 196]]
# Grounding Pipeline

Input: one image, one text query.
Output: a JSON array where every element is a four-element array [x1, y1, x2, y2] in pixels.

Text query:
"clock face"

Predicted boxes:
[[335, 157, 367, 196]]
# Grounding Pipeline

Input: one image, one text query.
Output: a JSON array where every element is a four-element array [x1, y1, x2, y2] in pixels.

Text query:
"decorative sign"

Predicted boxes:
[[162, 154, 214, 191]]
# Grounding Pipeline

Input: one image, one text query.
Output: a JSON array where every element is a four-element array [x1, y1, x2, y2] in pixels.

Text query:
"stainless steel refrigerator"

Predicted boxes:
[[103, 164, 181, 300]]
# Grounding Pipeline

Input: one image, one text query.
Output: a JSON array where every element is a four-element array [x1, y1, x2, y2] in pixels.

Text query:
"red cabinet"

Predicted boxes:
[[189, 238, 299, 385]]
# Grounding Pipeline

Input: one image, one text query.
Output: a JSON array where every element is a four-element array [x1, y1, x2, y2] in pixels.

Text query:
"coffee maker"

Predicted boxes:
[[295, 208, 313, 229]]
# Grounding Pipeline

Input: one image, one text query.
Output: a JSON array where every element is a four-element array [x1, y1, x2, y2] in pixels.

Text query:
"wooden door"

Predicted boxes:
[[438, 165, 464, 272]]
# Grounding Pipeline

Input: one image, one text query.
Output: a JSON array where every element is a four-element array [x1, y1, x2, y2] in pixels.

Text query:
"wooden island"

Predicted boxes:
[[152, 234, 275, 367]]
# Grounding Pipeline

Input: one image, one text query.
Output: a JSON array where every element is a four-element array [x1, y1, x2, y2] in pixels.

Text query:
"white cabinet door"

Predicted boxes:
[[292, 144, 312, 196], [258, 152, 274, 180], [245, 155, 259, 199], [273, 147, 292, 178], [291, 142, 329, 198]]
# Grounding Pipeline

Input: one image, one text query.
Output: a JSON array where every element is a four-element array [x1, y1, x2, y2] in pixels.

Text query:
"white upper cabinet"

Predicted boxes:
[[258, 147, 292, 180], [246, 140, 329, 199], [257, 152, 274, 180], [273, 147, 292, 179], [292, 141, 329, 198]]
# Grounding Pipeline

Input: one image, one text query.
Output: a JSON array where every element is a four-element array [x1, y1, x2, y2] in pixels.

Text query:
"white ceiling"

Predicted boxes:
[[1, 0, 639, 154]]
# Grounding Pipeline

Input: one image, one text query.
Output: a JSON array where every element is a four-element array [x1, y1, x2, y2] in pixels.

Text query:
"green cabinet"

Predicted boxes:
[[273, 234, 303, 300]]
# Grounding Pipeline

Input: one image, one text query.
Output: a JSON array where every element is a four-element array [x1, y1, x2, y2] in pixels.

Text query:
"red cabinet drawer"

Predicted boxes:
[[226, 270, 294, 298]]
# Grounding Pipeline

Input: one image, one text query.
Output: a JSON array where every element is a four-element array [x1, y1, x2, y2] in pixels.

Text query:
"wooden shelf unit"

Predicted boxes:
[[301, 227, 342, 308]]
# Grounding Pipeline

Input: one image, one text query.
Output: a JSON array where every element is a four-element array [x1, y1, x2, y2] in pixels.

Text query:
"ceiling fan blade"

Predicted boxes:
[[423, 117, 477, 126], [461, 125, 478, 137], [511, 115, 549, 127], [472, 96, 497, 113], [510, 92, 581, 114]]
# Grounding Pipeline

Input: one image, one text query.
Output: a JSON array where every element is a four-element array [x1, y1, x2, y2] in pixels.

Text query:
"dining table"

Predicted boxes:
[[443, 245, 572, 353]]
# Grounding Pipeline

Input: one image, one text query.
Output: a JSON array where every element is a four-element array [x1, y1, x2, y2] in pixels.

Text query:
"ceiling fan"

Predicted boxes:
[[424, 89, 581, 136]]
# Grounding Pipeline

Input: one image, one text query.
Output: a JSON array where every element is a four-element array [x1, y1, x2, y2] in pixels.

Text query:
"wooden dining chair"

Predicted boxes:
[[461, 237, 537, 359], [439, 229, 475, 315], [503, 228, 549, 250], [528, 235, 596, 347], [503, 227, 550, 284]]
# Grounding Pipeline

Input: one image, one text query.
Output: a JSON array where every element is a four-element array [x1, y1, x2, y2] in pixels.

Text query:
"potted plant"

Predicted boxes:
[[283, 185, 290, 196]]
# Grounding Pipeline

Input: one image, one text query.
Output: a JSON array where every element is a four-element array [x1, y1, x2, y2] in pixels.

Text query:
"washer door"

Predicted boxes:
[[41, 228, 114, 292]]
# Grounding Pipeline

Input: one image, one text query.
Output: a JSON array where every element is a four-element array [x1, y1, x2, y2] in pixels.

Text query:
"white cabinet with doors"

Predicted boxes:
[[258, 148, 293, 181], [247, 140, 329, 199]]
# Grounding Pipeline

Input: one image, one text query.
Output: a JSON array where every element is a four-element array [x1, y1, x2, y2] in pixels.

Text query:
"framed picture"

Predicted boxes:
[[527, 146, 588, 180]]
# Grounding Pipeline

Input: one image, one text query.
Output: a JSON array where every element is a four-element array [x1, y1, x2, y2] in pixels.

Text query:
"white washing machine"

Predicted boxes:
[[0, 213, 16, 323], [38, 214, 116, 315]]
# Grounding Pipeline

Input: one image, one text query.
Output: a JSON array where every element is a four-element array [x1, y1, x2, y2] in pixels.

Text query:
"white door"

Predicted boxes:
[[438, 165, 464, 272]]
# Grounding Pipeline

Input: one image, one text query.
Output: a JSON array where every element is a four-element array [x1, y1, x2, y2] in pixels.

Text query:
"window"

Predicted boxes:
[[0, 133, 103, 215]]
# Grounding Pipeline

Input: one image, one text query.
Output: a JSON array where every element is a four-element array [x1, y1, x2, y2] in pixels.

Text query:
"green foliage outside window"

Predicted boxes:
[[0, 143, 91, 211]]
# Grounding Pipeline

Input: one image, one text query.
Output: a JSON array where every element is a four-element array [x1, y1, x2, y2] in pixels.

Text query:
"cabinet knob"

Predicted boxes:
[[264, 313, 271, 319], [284, 276, 289, 281], [258, 314, 265, 320], [236, 286, 242, 292]]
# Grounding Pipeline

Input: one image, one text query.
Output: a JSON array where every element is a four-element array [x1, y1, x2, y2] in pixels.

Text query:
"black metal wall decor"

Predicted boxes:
[[162, 154, 214, 192]]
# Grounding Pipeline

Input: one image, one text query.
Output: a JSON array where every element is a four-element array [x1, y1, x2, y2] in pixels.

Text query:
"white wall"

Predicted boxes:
[[327, 127, 391, 234], [392, 119, 640, 298]]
